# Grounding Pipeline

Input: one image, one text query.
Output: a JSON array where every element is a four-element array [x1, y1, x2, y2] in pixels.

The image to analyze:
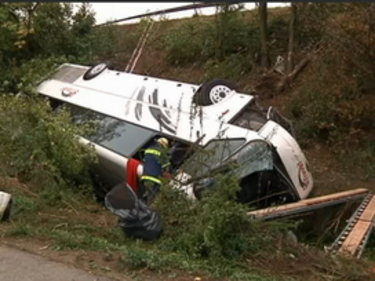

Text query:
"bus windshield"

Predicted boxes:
[[182, 138, 246, 178]]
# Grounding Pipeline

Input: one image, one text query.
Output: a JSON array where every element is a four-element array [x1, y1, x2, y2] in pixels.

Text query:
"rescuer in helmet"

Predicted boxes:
[[140, 137, 172, 204]]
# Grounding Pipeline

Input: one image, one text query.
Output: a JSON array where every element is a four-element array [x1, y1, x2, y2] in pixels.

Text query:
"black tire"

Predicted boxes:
[[193, 78, 239, 106], [83, 61, 113, 81]]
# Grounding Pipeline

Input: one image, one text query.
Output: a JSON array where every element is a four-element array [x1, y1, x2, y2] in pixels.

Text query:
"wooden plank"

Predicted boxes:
[[338, 195, 375, 257], [359, 196, 375, 221], [338, 221, 372, 256], [247, 188, 369, 217]]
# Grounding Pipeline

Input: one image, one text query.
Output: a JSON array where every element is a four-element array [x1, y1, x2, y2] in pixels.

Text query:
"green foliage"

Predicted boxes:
[[69, 3, 97, 59], [72, 3, 96, 37], [0, 56, 69, 94], [203, 52, 255, 82], [209, 4, 256, 61], [0, 2, 119, 69], [31, 3, 74, 56], [161, 20, 207, 66], [287, 87, 337, 141], [0, 4, 20, 57], [93, 24, 121, 57], [12, 195, 40, 216], [151, 173, 290, 265], [0, 93, 96, 191], [161, 5, 260, 67]]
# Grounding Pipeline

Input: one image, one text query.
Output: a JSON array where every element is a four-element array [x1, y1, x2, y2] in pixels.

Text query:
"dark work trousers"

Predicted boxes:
[[140, 180, 161, 205]]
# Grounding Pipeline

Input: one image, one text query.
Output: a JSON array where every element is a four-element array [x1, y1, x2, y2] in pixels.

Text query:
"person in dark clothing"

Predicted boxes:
[[140, 137, 171, 204]]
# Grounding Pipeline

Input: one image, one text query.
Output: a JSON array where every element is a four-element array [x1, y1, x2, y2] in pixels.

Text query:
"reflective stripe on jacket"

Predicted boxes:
[[140, 175, 161, 185], [141, 142, 170, 184]]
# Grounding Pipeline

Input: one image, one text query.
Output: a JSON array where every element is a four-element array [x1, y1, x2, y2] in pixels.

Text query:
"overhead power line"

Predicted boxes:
[[95, 2, 241, 27]]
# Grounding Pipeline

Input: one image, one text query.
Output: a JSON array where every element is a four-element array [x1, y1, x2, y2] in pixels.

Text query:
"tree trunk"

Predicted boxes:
[[286, 3, 297, 74], [214, 5, 221, 60], [258, 2, 269, 68]]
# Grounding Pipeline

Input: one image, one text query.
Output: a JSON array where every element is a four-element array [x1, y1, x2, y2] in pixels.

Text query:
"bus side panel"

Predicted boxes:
[[79, 138, 127, 190]]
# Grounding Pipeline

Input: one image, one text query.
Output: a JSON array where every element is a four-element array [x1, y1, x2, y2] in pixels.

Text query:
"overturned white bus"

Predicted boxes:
[[37, 62, 313, 207]]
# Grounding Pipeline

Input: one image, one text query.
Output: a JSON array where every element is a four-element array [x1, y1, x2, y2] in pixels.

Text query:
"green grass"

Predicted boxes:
[[3, 191, 283, 281], [2, 186, 373, 281]]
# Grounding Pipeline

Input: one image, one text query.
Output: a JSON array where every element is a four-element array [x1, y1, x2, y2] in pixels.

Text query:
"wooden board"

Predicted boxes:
[[247, 188, 369, 218], [338, 195, 375, 257]]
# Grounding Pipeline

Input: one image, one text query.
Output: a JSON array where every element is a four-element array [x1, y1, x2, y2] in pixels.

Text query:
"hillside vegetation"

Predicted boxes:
[[112, 4, 375, 160], [0, 3, 375, 281]]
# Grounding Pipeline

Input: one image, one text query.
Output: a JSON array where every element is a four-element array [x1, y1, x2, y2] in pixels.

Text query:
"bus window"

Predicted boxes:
[[169, 141, 192, 169], [182, 138, 246, 178], [64, 103, 156, 157]]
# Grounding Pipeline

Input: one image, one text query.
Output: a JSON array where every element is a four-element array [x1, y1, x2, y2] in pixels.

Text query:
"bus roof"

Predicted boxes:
[[37, 63, 262, 145]]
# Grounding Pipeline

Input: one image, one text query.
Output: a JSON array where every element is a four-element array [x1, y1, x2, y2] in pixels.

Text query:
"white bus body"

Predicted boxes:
[[37, 62, 313, 206]]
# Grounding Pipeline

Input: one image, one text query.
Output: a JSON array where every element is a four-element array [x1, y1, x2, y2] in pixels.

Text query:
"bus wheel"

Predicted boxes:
[[193, 79, 239, 106], [83, 61, 113, 81]]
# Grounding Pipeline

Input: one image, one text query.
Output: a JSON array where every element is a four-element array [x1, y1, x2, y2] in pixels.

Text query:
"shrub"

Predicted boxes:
[[162, 5, 260, 66], [0, 56, 69, 95], [161, 20, 207, 66], [152, 170, 290, 263], [0, 3, 119, 70], [0, 92, 96, 192], [204, 5, 259, 61], [202, 52, 255, 83], [287, 88, 337, 142]]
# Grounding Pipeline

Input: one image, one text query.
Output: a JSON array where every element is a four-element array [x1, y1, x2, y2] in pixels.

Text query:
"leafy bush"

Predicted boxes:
[[287, 88, 337, 142], [0, 92, 96, 191], [0, 3, 119, 69], [0, 56, 69, 94], [31, 3, 75, 57], [151, 172, 290, 264], [89, 24, 122, 62], [203, 52, 255, 82], [161, 20, 207, 66], [204, 5, 259, 61]]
